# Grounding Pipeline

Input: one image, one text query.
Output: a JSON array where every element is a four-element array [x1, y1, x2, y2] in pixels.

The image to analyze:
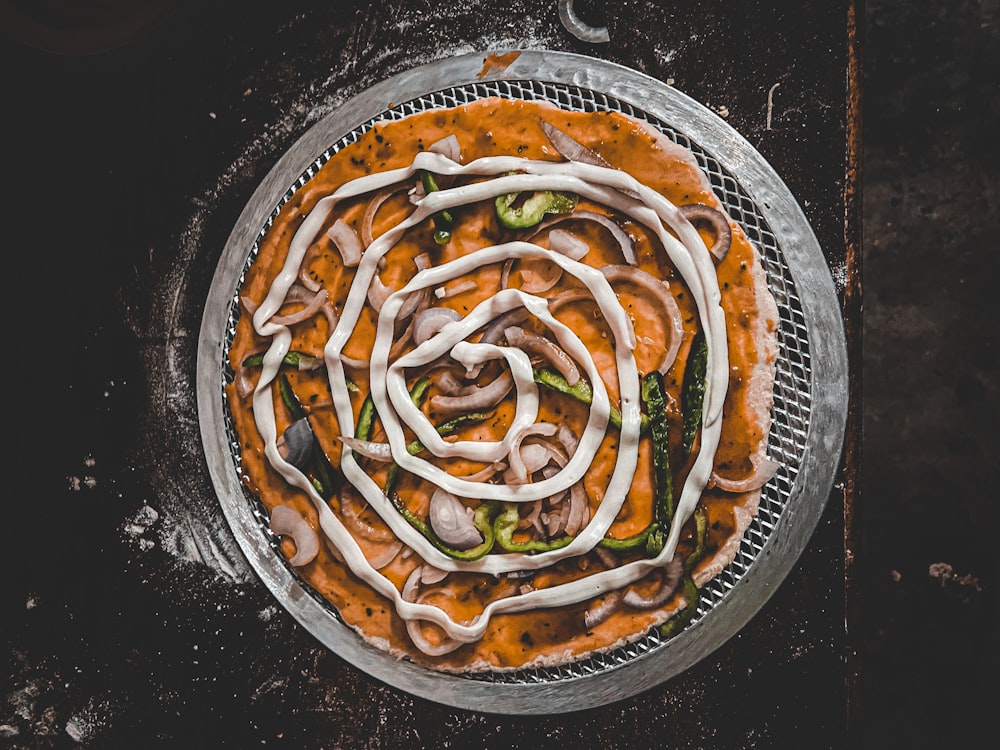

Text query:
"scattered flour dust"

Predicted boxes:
[[67, 453, 98, 491], [829, 260, 848, 293]]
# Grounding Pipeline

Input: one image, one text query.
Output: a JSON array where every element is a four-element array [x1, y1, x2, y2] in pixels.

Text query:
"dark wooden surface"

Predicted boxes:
[[3, 1, 863, 747]]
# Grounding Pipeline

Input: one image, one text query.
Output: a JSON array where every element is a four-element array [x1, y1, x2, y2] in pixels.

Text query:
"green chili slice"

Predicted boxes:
[[599, 370, 671, 560], [598, 522, 660, 552], [355, 393, 376, 441], [420, 170, 453, 244], [390, 497, 501, 562], [495, 189, 578, 229], [243, 349, 322, 371], [533, 367, 648, 433], [493, 503, 575, 553], [660, 574, 699, 639], [242, 350, 357, 391], [681, 330, 708, 456], [642, 371, 674, 526], [686, 505, 709, 572], [660, 505, 709, 638]]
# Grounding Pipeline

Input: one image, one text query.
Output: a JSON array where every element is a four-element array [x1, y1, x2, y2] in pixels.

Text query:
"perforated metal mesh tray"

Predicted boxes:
[[197, 50, 848, 713]]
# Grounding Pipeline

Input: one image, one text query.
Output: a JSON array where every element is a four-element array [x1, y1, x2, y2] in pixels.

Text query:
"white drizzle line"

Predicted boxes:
[[246, 148, 727, 646]]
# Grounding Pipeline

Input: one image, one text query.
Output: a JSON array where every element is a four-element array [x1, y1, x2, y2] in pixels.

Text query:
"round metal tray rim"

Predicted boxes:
[[196, 48, 848, 714]]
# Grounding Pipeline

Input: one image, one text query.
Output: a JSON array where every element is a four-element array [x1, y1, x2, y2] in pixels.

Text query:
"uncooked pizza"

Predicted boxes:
[[225, 96, 780, 672]]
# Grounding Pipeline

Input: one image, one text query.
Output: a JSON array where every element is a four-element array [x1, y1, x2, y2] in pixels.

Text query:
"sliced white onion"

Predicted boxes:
[[366, 540, 403, 570], [428, 489, 483, 550], [584, 591, 622, 629], [503, 441, 562, 485], [456, 461, 507, 483], [709, 456, 781, 493], [435, 369, 468, 396], [234, 345, 266, 399], [413, 307, 462, 345], [504, 422, 558, 484], [362, 186, 408, 247], [542, 500, 569, 536], [555, 423, 580, 458], [602, 264, 683, 374], [297, 246, 322, 292], [367, 272, 392, 312], [327, 218, 363, 268], [429, 371, 513, 415], [517, 258, 563, 293], [678, 203, 733, 262], [429, 134, 462, 162], [434, 279, 479, 299], [504, 325, 581, 385], [622, 554, 684, 609], [402, 567, 464, 656], [420, 564, 450, 585], [268, 505, 319, 567], [519, 499, 543, 531], [538, 118, 611, 166], [564, 481, 590, 536], [338, 436, 393, 462], [270, 288, 329, 327], [531, 209, 636, 264], [547, 228, 590, 261], [338, 487, 396, 542]]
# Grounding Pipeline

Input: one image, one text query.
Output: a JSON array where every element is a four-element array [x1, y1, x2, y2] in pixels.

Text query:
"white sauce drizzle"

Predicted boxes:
[[247, 144, 728, 649]]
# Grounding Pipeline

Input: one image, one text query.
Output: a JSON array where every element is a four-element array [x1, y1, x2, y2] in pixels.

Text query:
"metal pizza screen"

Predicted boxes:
[[220, 80, 811, 685]]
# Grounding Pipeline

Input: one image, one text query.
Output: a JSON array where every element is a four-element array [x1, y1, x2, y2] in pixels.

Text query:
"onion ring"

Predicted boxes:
[[268, 505, 319, 567], [709, 456, 780, 493], [678, 203, 733, 262]]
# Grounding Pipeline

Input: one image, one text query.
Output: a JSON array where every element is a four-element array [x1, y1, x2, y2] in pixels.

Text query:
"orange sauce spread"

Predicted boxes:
[[226, 98, 776, 671]]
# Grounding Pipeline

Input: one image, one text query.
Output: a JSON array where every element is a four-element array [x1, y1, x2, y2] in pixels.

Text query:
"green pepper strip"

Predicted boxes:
[[683, 504, 709, 572], [597, 372, 673, 556], [242, 350, 357, 391], [390, 498, 501, 562], [420, 170, 453, 245], [494, 188, 578, 229], [352, 393, 377, 461], [358, 376, 431, 483], [660, 505, 709, 638], [243, 350, 322, 371], [660, 575, 699, 639], [277, 374, 337, 498], [598, 522, 659, 552], [533, 368, 648, 433], [642, 371, 674, 526], [493, 503, 575, 553], [681, 330, 708, 457], [355, 377, 429, 443]]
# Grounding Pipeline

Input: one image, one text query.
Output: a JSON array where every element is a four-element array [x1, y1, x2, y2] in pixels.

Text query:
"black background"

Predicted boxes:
[[1, 0, 995, 748]]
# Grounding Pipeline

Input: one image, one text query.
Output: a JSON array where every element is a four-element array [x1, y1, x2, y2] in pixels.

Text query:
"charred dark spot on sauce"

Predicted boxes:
[[365, 607, 373, 617], [519, 631, 534, 648]]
